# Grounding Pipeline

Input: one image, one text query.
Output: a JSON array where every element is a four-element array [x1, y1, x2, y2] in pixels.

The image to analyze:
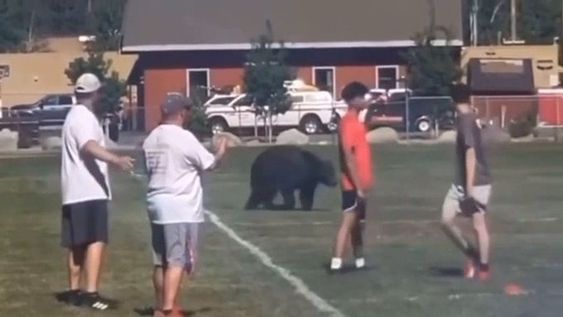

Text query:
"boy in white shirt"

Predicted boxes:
[[143, 94, 228, 317]]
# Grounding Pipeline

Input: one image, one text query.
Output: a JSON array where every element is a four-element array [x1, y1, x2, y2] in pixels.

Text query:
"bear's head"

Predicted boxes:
[[318, 159, 337, 187]]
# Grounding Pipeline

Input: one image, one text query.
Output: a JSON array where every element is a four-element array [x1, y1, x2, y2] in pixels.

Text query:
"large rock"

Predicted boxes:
[[438, 131, 457, 143], [40, 136, 62, 151], [212, 132, 243, 149], [366, 127, 399, 144], [245, 139, 263, 147], [0, 129, 18, 151], [511, 134, 535, 143], [276, 129, 309, 145], [482, 125, 511, 144]]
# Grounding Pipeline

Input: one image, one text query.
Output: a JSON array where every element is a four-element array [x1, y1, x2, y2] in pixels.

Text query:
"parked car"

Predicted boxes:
[[364, 96, 455, 132], [205, 91, 344, 135], [10, 94, 76, 126]]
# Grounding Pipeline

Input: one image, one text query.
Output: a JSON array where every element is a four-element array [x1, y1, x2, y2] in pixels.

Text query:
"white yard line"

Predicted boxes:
[[205, 210, 347, 317]]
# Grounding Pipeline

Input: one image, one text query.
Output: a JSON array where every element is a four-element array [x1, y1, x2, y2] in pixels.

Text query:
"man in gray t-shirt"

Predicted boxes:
[[441, 84, 493, 282]]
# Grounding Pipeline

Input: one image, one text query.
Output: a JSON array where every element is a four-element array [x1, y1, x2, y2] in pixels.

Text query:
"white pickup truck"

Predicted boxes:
[[204, 91, 346, 135]]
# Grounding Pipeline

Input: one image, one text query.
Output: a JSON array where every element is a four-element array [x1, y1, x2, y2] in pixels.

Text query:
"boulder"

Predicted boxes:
[[245, 139, 263, 147], [482, 125, 511, 144], [511, 134, 535, 143], [437, 131, 457, 143], [212, 132, 243, 149], [0, 129, 18, 151], [40, 136, 62, 151], [366, 127, 399, 144], [276, 129, 309, 145]]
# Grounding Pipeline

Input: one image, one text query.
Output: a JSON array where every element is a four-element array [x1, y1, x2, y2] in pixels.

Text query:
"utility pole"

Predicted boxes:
[[511, 0, 517, 41]]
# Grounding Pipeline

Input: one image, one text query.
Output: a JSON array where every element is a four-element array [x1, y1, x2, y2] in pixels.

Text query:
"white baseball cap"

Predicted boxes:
[[75, 73, 101, 93]]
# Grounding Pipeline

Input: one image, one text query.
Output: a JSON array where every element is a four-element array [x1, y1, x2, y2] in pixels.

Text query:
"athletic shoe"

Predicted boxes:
[[81, 292, 118, 311], [55, 289, 82, 306], [355, 258, 366, 269], [157, 308, 187, 317], [464, 259, 477, 279], [478, 268, 491, 282]]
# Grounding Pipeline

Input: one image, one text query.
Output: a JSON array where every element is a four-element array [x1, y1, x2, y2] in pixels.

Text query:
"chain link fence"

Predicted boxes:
[[472, 95, 563, 140]]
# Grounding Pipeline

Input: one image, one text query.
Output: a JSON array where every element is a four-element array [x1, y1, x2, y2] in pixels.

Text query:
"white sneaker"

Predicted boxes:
[[330, 258, 342, 271], [355, 258, 366, 269]]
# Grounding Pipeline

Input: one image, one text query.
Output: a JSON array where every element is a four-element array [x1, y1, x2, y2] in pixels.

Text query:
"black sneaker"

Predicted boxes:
[[55, 289, 82, 306], [81, 292, 118, 311]]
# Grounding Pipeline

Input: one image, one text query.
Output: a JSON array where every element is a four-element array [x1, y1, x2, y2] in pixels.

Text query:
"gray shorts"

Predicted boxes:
[[442, 184, 492, 221], [151, 223, 200, 269]]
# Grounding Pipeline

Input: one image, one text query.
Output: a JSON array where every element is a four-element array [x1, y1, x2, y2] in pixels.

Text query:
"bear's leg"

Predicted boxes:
[[299, 184, 317, 211], [260, 188, 278, 210], [245, 189, 263, 210], [280, 188, 296, 210]]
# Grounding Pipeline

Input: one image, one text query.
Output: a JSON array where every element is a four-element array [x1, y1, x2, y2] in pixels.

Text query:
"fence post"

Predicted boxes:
[[556, 97, 560, 143], [485, 97, 490, 124]]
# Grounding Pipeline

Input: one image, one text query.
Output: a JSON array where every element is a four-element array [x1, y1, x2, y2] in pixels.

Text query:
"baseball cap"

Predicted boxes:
[[161, 93, 193, 116], [75, 73, 101, 93]]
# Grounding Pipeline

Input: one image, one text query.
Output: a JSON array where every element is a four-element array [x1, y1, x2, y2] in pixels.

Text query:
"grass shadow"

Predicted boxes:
[[134, 306, 212, 316], [428, 266, 464, 277]]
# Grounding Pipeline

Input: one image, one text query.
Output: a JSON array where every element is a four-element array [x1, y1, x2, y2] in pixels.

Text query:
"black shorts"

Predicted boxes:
[[61, 200, 109, 248], [341, 191, 367, 222]]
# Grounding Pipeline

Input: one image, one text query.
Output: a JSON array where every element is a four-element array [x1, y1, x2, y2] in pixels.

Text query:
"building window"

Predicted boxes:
[[313, 67, 335, 97], [376, 66, 399, 90], [187, 69, 210, 98]]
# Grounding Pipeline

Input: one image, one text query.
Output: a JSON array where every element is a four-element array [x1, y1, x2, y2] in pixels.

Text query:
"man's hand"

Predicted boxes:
[[113, 156, 135, 172]]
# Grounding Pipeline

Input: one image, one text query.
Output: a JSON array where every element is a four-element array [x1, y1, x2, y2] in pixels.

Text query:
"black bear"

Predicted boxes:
[[245, 145, 337, 211]]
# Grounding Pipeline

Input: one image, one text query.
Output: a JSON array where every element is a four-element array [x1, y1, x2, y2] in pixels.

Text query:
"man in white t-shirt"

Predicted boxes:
[[143, 94, 228, 317], [56, 73, 134, 311]]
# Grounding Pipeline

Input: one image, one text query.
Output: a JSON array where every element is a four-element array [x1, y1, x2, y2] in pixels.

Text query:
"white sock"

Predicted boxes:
[[330, 258, 342, 270], [355, 258, 366, 268]]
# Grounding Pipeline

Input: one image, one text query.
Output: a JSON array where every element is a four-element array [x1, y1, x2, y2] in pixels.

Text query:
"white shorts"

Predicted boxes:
[[442, 184, 492, 221]]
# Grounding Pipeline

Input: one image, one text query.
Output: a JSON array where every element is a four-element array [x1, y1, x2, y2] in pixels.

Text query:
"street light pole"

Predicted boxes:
[[403, 76, 410, 142]]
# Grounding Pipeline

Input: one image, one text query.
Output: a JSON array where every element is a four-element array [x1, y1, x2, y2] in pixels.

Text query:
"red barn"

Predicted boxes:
[[121, 0, 464, 131]]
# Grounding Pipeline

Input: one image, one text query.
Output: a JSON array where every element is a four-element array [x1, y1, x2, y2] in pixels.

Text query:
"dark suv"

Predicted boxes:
[[364, 95, 455, 132], [10, 94, 76, 126]]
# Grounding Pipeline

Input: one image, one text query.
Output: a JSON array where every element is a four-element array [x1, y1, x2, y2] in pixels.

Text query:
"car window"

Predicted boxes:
[[59, 95, 73, 105], [291, 95, 304, 103], [209, 96, 236, 105], [304, 94, 330, 102], [233, 95, 252, 106], [43, 96, 58, 105]]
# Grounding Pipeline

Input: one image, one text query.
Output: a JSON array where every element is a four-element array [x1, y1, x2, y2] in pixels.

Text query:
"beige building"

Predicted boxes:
[[461, 44, 562, 89], [0, 37, 137, 107]]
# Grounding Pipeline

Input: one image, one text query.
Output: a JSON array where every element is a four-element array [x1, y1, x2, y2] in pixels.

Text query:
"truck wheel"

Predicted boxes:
[[209, 118, 229, 135], [300, 115, 322, 134], [416, 118, 432, 132], [326, 114, 340, 133]]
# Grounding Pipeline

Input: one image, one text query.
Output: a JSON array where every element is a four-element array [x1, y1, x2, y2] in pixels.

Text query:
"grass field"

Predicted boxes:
[[1, 143, 563, 317]]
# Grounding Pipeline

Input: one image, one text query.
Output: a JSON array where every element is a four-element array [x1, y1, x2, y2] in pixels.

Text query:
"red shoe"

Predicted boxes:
[[154, 306, 186, 317], [464, 259, 477, 279], [478, 269, 491, 282]]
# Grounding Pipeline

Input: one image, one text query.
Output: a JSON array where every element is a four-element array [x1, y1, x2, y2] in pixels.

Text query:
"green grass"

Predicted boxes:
[[1, 144, 563, 316]]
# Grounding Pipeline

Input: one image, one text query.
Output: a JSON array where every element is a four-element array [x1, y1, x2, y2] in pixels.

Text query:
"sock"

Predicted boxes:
[[330, 258, 342, 270], [355, 258, 366, 269], [479, 263, 490, 272]]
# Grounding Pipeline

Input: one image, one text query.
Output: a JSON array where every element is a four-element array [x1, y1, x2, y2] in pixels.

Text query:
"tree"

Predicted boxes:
[[243, 21, 293, 142], [518, 0, 562, 44], [467, 0, 562, 45], [65, 50, 126, 114], [403, 2, 462, 96]]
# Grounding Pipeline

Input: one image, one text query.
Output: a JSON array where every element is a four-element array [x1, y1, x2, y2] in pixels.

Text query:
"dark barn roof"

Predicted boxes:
[[121, 0, 463, 52]]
